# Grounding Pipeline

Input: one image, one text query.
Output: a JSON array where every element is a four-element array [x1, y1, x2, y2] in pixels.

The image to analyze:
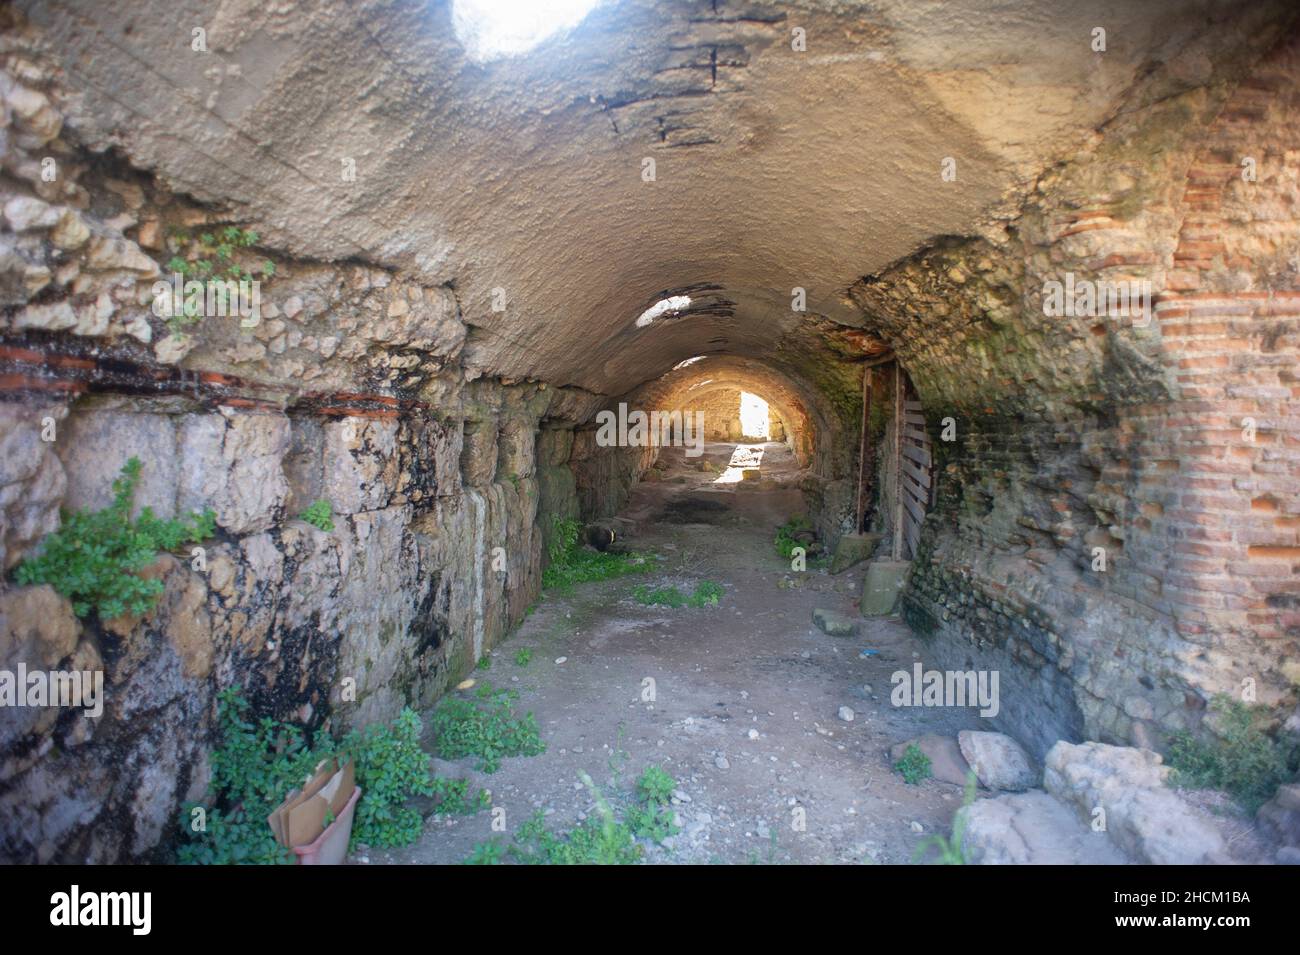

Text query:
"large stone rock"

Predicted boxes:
[[177, 411, 290, 534], [958, 730, 1039, 791], [1044, 741, 1230, 865], [0, 403, 66, 570], [829, 532, 881, 575], [812, 607, 859, 637], [860, 559, 910, 615], [1256, 783, 1300, 849], [960, 790, 1132, 865]]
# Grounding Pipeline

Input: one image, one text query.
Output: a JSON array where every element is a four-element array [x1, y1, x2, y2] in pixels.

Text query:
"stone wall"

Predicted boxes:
[[854, 32, 1300, 756], [0, 47, 586, 862]]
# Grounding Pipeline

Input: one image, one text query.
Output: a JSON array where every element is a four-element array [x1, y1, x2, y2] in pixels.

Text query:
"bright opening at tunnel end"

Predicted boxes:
[[452, 0, 602, 63]]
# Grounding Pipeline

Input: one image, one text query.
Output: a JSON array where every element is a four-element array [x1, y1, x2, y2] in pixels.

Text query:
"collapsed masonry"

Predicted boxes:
[[0, 1, 1297, 862]]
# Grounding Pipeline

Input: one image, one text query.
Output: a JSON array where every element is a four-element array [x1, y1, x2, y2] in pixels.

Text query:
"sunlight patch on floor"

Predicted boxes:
[[714, 443, 765, 484]]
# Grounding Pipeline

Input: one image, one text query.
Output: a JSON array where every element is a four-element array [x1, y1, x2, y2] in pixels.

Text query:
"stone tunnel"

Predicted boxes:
[[0, 0, 1298, 868]]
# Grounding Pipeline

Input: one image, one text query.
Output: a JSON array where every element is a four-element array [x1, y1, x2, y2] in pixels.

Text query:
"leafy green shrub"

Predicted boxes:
[[462, 768, 684, 864], [514, 648, 532, 667], [179, 689, 482, 863], [476, 654, 492, 671], [1167, 695, 1299, 813], [635, 765, 675, 804], [625, 765, 680, 844], [542, 515, 650, 591], [178, 688, 317, 865], [894, 743, 933, 785], [507, 774, 641, 865], [298, 499, 334, 532], [632, 580, 723, 609], [431, 683, 546, 773], [463, 839, 505, 865], [774, 515, 812, 560], [15, 457, 215, 619], [341, 708, 438, 849], [689, 580, 724, 607], [430, 776, 490, 816]]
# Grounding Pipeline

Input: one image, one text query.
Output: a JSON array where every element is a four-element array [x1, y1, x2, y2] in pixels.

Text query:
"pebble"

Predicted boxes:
[[714, 755, 730, 770], [838, 706, 855, 722], [554, 656, 567, 664], [910, 821, 924, 833], [746, 729, 760, 740]]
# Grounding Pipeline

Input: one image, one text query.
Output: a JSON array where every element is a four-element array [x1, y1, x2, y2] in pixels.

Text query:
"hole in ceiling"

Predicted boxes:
[[635, 295, 692, 328], [452, 0, 602, 63]]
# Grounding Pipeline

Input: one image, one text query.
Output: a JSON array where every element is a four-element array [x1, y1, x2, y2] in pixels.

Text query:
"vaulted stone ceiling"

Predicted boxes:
[[21, 0, 1287, 393]]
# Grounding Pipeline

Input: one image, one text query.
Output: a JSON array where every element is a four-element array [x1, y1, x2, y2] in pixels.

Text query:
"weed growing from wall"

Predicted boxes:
[[15, 457, 216, 619], [297, 499, 334, 531]]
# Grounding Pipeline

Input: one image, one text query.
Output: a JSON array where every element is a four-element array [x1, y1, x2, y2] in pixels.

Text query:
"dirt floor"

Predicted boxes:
[[370, 441, 991, 865]]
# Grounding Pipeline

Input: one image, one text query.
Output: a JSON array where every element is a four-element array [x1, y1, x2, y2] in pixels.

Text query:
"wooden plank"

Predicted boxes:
[[905, 519, 920, 561], [893, 363, 903, 560], [902, 441, 931, 467], [902, 488, 926, 525], [902, 474, 928, 507], [904, 412, 927, 427], [901, 456, 930, 488], [854, 365, 873, 532], [904, 400, 923, 412]]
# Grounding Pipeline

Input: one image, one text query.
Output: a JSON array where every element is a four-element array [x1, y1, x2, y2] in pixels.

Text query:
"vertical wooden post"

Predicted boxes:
[[854, 364, 872, 532], [892, 361, 904, 560]]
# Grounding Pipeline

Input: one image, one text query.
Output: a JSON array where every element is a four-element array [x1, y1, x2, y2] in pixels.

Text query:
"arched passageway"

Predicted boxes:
[[0, 0, 1296, 868]]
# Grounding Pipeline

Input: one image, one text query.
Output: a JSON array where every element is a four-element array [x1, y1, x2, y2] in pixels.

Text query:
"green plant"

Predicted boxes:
[[689, 580, 724, 607], [625, 765, 680, 844], [15, 458, 216, 619], [464, 839, 506, 865], [635, 765, 675, 805], [166, 227, 269, 282], [431, 683, 546, 773], [514, 648, 532, 667], [1167, 695, 1299, 813], [429, 775, 490, 816], [774, 515, 812, 560], [542, 515, 651, 591], [477, 654, 492, 671], [894, 743, 933, 785], [462, 768, 683, 864], [179, 689, 483, 863], [914, 772, 978, 864], [341, 708, 441, 849], [163, 227, 274, 335], [509, 774, 642, 865], [298, 499, 334, 532], [631, 580, 723, 609], [177, 688, 318, 865]]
